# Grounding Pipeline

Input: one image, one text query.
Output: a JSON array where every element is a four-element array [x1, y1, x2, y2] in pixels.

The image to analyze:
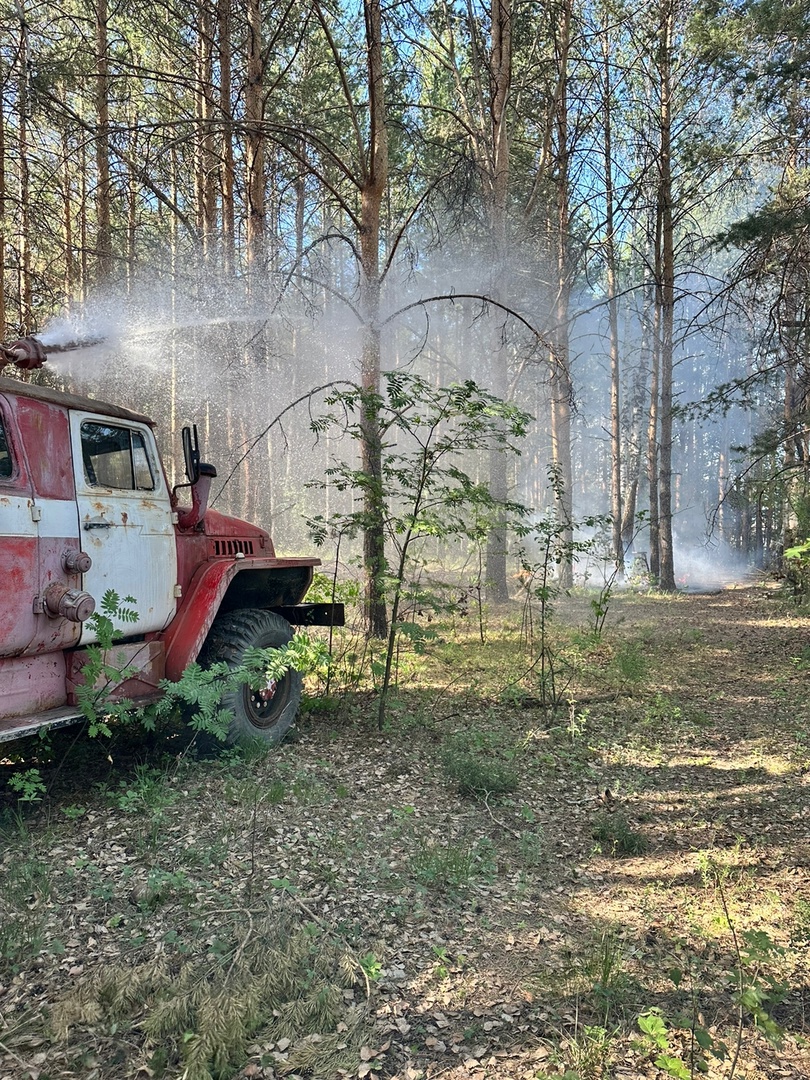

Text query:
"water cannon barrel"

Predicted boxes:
[[41, 336, 106, 354], [1, 336, 48, 371]]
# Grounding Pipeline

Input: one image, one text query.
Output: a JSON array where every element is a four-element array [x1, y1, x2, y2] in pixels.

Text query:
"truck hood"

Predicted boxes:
[[201, 509, 271, 543]]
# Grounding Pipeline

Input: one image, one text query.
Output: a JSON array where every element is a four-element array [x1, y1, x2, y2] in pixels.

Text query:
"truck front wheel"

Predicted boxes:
[[201, 609, 302, 745]]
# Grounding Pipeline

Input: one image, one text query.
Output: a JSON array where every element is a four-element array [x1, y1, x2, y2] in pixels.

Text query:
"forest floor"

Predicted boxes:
[[0, 581, 809, 1080]]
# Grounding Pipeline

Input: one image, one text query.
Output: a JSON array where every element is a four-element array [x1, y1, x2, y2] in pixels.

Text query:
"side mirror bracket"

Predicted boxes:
[[183, 424, 201, 485], [173, 425, 217, 528]]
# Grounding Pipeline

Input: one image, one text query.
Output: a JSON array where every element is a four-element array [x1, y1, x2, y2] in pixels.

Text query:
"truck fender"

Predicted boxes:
[[161, 559, 242, 680], [161, 557, 316, 680]]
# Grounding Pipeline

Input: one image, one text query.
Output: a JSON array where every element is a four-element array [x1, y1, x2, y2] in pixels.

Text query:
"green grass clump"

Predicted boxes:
[[441, 732, 518, 797], [612, 640, 648, 683], [410, 838, 496, 892], [592, 811, 648, 857], [793, 898, 810, 941], [0, 855, 51, 970]]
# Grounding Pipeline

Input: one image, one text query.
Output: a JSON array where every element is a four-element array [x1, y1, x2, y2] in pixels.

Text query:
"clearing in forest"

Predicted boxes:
[[0, 583, 808, 1080]]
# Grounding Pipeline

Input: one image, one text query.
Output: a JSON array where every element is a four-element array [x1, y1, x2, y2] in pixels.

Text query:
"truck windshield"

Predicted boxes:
[[81, 422, 155, 491], [0, 414, 11, 479]]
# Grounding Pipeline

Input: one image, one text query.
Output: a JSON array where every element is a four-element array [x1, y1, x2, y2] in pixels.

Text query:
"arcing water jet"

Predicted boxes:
[[0, 334, 110, 375]]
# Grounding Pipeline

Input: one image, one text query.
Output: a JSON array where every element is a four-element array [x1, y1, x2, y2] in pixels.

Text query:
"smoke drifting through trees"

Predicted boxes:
[[35, 255, 753, 592], [1, 0, 803, 593]]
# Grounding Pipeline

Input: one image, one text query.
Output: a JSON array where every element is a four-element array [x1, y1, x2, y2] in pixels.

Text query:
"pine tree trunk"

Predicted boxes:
[[602, 29, 623, 572], [245, 0, 265, 287], [127, 149, 136, 292], [218, 0, 235, 274], [647, 279, 661, 582], [197, 3, 217, 261], [484, 0, 512, 602], [295, 139, 306, 288], [359, 0, 389, 638], [550, 0, 574, 589], [0, 63, 6, 338], [657, 0, 676, 592], [62, 121, 75, 311], [95, 0, 112, 281], [18, 8, 33, 332], [79, 140, 88, 304]]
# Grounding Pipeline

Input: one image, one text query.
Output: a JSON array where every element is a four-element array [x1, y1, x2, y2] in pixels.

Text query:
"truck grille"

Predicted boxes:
[[212, 539, 255, 557]]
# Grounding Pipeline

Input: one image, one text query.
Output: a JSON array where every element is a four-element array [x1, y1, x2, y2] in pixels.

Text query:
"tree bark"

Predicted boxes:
[[0, 58, 6, 338], [485, 0, 513, 602], [62, 119, 75, 311], [245, 0, 265, 287], [79, 138, 88, 304], [217, 0, 235, 274], [602, 27, 623, 572], [550, 0, 574, 589], [18, 7, 33, 331], [647, 246, 661, 582], [196, 3, 218, 261], [652, 278, 660, 583], [358, 0, 389, 637], [657, 0, 676, 591], [95, 0, 112, 281]]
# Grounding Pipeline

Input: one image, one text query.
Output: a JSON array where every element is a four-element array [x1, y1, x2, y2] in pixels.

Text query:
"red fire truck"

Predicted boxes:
[[0, 337, 341, 745]]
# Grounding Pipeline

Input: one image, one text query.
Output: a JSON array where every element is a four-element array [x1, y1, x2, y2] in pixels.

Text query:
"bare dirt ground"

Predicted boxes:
[[0, 583, 808, 1080]]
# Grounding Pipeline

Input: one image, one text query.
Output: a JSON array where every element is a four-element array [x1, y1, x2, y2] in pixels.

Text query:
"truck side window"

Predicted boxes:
[[0, 414, 12, 479], [81, 422, 155, 491]]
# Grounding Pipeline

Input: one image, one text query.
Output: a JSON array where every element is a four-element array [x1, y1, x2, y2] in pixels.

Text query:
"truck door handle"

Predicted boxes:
[[83, 520, 112, 530]]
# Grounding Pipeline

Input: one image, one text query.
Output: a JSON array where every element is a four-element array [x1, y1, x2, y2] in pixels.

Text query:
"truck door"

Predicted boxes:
[[0, 395, 37, 656], [70, 412, 178, 642]]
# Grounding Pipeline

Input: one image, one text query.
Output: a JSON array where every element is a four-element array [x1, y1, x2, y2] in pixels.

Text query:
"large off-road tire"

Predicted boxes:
[[200, 609, 302, 746]]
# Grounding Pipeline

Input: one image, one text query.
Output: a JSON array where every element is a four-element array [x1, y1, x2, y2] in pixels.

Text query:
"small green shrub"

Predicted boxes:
[[592, 811, 648, 857], [641, 692, 711, 732], [612, 641, 647, 684], [8, 767, 46, 803], [538, 1024, 614, 1080], [136, 867, 194, 910], [643, 692, 682, 727], [518, 827, 546, 867], [583, 930, 632, 1021]]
